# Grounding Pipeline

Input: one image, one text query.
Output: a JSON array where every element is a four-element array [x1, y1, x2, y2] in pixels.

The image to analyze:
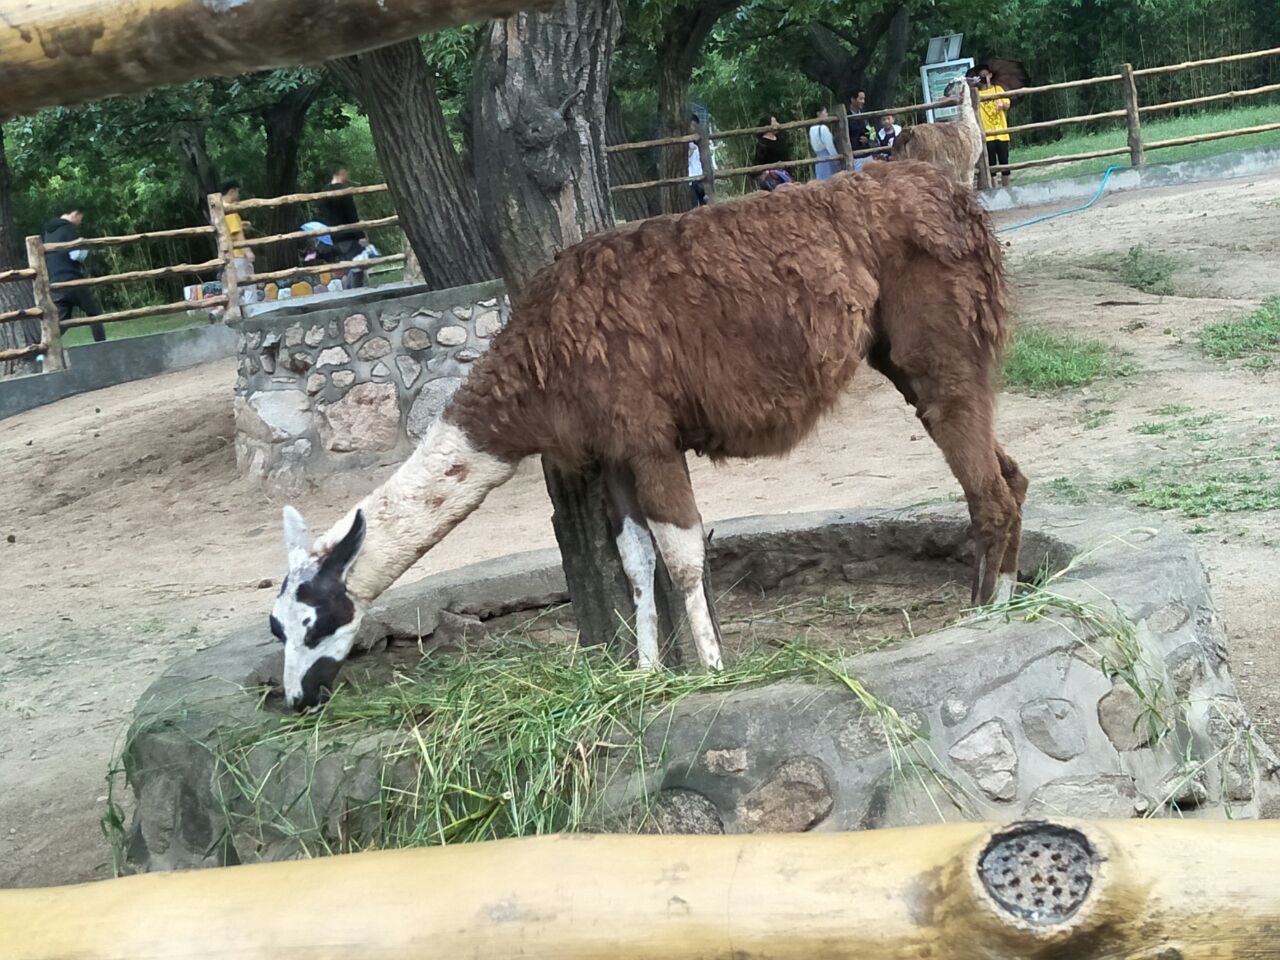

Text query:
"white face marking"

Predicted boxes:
[[274, 506, 367, 710], [649, 521, 723, 671], [615, 515, 660, 670]]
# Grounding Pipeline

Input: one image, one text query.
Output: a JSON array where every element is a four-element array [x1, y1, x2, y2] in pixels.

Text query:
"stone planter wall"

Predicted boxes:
[[232, 280, 507, 487], [119, 505, 1280, 872]]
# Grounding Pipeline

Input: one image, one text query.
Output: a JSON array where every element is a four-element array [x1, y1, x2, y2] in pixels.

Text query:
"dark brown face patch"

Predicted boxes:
[[295, 578, 356, 648]]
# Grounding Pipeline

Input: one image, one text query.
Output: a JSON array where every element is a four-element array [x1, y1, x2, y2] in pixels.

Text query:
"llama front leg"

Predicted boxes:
[[605, 463, 661, 669], [630, 453, 723, 671]]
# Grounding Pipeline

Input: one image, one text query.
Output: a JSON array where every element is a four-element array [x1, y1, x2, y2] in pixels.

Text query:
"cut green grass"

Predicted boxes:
[[125, 640, 927, 861], [1199, 298, 1280, 368], [1003, 328, 1129, 394], [1010, 104, 1280, 185]]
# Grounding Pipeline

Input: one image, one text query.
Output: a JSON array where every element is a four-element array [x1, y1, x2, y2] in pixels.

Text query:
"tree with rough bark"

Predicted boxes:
[[469, 0, 714, 661], [0, 126, 38, 377], [329, 39, 499, 288]]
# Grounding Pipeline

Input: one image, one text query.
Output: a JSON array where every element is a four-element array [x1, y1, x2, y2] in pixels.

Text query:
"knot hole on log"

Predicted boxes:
[[978, 823, 1097, 925]]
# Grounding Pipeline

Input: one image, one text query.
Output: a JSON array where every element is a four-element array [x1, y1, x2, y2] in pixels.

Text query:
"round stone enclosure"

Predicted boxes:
[[120, 504, 1280, 872]]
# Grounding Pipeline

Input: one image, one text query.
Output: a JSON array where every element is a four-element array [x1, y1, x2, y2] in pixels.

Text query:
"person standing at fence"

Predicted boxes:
[[976, 65, 1013, 187], [809, 105, 841, 180], [316, 163, 368, 288], [753, 116, 793, 191], [219, 180, 257, 305], [42, 202, 105, 343], [687, 114, 712, 206], [847, 91, 874, 170]]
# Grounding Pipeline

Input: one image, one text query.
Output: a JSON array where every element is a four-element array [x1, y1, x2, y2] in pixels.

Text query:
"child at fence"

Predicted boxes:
[[42, 202, 106, 343], [219, 180, 258, 305]]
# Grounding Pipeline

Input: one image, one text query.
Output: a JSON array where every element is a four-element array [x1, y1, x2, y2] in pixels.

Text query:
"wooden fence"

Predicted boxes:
[[607, 44, 1280, 201], [0, 184, 404, 376]]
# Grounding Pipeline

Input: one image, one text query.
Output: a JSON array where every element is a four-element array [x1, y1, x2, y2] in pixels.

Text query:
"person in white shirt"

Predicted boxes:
[[809, 104, 840, 180], [687, 113, 712, 206]]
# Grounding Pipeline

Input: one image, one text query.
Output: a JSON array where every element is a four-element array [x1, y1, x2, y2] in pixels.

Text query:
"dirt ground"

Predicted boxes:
[[2, 172, 1279, 888]]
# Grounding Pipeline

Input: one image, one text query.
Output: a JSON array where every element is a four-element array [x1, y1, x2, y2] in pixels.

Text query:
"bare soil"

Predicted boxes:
[[3, 172, 1279, 888]]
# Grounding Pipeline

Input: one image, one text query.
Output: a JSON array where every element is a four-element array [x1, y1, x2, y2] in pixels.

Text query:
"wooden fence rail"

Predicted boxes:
[[607, 44, 1280, 199]]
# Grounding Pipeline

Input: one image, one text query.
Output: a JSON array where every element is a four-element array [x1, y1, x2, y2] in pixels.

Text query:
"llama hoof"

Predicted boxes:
[[992, 573, 1016, 606]]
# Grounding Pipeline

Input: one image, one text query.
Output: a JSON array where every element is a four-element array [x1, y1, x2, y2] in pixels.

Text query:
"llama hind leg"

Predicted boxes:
[[604, 464, 661, 670], [631, 454, 724, 671], [994, 444, 1028, 604]]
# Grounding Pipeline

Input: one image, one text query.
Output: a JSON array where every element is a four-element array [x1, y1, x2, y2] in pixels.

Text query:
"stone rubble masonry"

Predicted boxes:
[[231, 280, 507, 490], [121, 506, 1280, 872]]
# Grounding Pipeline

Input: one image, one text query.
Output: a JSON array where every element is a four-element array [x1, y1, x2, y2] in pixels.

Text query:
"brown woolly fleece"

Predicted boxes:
[[447, 161, 1025, 598]]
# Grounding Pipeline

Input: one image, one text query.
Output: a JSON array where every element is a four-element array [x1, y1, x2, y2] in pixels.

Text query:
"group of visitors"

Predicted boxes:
[[38, 162, 377, 342], [743, 63, 1011, 192]]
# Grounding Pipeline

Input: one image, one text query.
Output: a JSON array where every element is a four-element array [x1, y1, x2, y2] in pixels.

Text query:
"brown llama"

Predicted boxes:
[[271, 161, 1027, 710], [891, 78, 986, 188]]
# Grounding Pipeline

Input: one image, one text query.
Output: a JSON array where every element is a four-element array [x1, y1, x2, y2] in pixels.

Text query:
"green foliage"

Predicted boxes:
[[1199, 298, 1280, 365], [1047, 476, 1089, 505], [1117, 246, 1176, 296], [1003, 328, 1124, 393]]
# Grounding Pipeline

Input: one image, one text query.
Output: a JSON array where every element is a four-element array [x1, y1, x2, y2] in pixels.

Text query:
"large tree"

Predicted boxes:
[[0, 126, 38, 376], [469, 0, 712, 663], [330, 40, 499, 288]]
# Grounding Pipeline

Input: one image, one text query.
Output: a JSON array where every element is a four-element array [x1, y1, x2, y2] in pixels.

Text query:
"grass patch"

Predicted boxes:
[[1080, 407, 1114, 430], [1010, 104, 1280, 184], [1152, 404, 1193, 417], [1003, 328, 1127, 394], [1109, 471, 1280, 517], [119, 640, 926, 861], [1047, 476, 1089, 505], [62, 311, 205, 347], [1115, 246, 1176, 296], [1199, 299, 1280, 367]]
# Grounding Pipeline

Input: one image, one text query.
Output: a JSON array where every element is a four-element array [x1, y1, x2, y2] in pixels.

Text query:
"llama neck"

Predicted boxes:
[[318, 417, 517, 603]]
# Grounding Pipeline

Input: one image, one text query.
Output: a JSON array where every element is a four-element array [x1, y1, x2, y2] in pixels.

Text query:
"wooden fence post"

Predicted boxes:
[[1122, 63, 1146, 168], [972, 85, 994, 190], [695, 121, 716, 204], [24, 235, 65, 372], [206, 191, 241, 323], [835, 104, 855, 171]]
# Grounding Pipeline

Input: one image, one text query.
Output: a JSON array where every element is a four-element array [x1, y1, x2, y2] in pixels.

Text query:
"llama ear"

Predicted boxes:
[[282, 505, 312, 560], [317, 509, 366, 583]]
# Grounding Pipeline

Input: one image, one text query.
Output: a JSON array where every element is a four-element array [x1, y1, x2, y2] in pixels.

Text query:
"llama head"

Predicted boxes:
[[271, 505, 367, 711], [943, 78, 972, 104]]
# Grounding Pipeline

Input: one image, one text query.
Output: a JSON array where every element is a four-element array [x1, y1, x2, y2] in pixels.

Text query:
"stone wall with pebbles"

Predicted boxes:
[[119, 505, 1280, 871], [232, 280, 507, 487]]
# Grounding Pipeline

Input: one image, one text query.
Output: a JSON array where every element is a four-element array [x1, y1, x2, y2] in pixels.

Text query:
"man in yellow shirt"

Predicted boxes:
[[977, 65, 1012, 187]]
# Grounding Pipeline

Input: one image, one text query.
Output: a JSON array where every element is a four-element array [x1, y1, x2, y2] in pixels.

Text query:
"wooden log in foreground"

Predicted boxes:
[[4, 819, 1280, 959], [0, 0, 551, 119]]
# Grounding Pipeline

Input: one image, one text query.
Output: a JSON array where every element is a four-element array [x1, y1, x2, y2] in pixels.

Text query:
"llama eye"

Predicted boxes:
[[303, 617, 314, 628]]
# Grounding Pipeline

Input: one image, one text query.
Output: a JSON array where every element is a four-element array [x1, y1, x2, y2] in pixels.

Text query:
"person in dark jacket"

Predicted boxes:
[[315, 163, 368, 288], [753, 116, 794, 192], [42, 202, 105, 343]]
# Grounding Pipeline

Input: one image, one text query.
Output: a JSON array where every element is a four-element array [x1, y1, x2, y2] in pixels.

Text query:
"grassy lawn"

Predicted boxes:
[[1010, 103, 1280, 184], [62, 311, 206, 347]]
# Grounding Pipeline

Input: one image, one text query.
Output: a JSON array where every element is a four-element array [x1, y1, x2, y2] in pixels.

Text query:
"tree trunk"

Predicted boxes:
[[654, 1, 742, 215], [0, 126, 38, 377], [469, 1, 632, 651], [329, 40, 499, 289], [258, 84, 319, 274], [169, 121, 220, 223], [606, 90, 659, 223], [866, 6, 912, 111]]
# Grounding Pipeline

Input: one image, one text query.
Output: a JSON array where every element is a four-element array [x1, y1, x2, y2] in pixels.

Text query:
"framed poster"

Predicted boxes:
[[920, 57, 975, 123]]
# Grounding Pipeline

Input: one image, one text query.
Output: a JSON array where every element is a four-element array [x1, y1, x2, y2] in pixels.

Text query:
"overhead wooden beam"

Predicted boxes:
[[3, 819, 1280, 959], [0, 0, 550, 119]]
